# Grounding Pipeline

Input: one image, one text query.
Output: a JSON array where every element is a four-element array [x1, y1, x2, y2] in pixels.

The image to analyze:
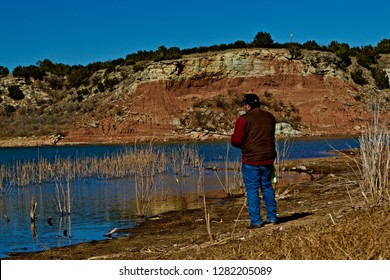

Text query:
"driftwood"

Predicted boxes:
[[104, 228, 118, 237], [30, 198, 37, 222], [30, 222, 38, 238], [50, 134, 63, 145]]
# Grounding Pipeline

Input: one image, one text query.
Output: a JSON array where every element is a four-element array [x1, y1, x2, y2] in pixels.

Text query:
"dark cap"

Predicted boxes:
[[240, 93, 260, 107]]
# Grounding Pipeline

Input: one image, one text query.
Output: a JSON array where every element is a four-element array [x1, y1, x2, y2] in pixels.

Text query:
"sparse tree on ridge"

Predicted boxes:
[[302, 40, 322, 50], [335, 43, 352, 69], [252, 31, 274, 48], [231, 40, 247, 49], [0, 66, 9, 77], [376, 39, 390, 54]]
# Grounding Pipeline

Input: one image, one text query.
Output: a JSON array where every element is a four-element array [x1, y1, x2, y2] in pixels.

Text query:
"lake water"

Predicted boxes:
[[0, 137, 358, 258]]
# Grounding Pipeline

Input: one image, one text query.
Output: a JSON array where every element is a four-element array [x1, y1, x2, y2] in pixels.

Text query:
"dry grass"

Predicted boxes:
[[275, 136, 293, 176], [0, 143, 202, 187], [181, 206, 390, 260], [353, 108, 390, 204], [133, 144, 162, 216]]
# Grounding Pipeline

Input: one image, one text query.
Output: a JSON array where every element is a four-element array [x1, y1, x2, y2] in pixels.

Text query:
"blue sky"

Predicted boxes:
[[1, 0, 389, 71]]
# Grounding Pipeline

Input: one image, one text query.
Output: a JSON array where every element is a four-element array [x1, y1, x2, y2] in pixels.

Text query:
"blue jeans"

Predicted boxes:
[[242, 163, 277, 226]]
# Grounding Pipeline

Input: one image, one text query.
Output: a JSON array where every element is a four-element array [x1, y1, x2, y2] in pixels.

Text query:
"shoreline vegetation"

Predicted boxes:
[[4, 154, 390, 260]]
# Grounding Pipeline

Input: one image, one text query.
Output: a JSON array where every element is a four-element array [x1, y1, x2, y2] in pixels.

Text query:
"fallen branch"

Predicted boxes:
[[104, 228, 119, 237], [328, 213, 336, 225], [30, 198, 37, 222]]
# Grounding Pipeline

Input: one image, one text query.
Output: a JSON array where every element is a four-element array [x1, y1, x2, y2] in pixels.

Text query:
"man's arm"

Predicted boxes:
[[231, 117, 245, 148]]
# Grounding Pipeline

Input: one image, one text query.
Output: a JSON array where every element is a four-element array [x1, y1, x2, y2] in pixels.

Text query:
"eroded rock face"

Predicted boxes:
[[137, 49, 341, 81], [2, 48, 390, 145], [64, 49, 390, 144]]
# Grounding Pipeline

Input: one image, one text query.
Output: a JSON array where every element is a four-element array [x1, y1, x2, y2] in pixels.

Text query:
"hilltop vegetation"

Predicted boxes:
[[2, 32, 390, 87]]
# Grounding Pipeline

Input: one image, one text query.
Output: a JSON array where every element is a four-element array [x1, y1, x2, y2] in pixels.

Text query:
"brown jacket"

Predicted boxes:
[[231, 107, 276, 164]]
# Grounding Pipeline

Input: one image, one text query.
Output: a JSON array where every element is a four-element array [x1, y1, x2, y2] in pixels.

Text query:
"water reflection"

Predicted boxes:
[[30, 222, 38, 238]]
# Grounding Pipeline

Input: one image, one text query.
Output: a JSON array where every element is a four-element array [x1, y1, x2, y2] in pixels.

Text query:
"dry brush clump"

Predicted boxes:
[[209, 142, 244, 197], [353, 105, 390, 205], [133, 144, 165, 216]]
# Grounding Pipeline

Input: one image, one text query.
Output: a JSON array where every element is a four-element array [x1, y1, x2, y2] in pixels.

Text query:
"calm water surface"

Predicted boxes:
[[0, 137, 358, 258]]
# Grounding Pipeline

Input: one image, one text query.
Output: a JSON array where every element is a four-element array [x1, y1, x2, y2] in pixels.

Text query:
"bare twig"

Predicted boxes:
[[203, 194, 213, 242], [328, 213, 336, 225], [231, 197, 247, 237]]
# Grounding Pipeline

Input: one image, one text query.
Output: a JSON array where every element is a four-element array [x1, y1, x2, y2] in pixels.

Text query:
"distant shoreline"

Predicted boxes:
[[0, 132, 360, 149]]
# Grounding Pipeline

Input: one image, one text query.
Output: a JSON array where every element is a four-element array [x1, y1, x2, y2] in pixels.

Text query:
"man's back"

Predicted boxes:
[[232, 107, 276, 163]]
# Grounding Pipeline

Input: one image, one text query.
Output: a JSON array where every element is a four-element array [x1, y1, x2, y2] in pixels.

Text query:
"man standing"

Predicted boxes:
[[231, 93, 277, 229]]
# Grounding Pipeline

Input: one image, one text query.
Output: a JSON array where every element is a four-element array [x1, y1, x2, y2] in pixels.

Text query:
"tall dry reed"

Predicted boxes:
[[170, 143, 202, 177], [53, 177, 73, 215], [211, 142, 243, 197], [0, 165, 4, 195], [2, 142, 206, 216], [275, 136, 293, 182], [133, 144, 161, 216], [354, 106, 390, 204]]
